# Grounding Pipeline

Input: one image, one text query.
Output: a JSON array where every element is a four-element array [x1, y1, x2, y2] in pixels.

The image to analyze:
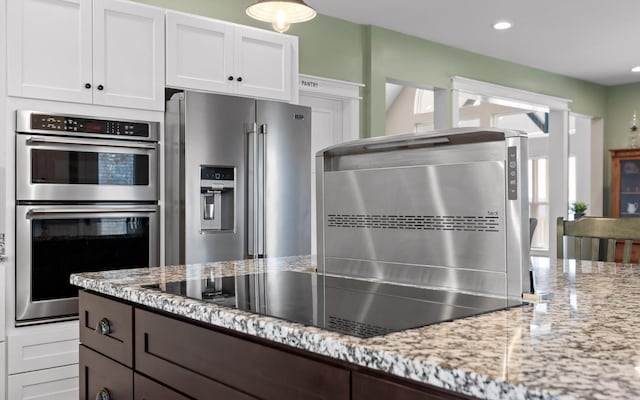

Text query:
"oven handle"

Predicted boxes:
[[26, 136, 156, 150], [27, 207, 157, 216]]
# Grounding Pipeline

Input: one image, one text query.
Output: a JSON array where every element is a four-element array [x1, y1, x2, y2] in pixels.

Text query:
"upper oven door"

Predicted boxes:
[[16, 135, 158, 201]]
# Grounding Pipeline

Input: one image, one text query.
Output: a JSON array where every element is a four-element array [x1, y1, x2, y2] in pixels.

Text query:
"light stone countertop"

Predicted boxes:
[[71, 256, 640, 400]]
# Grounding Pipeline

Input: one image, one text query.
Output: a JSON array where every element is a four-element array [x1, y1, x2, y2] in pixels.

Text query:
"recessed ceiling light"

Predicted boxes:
[[493, 21, 512, 30], [632, 66, 640, 73]]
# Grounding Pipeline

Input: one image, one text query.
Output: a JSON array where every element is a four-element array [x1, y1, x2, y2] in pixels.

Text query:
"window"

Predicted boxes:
[[385, 82, 436, 135], [414, 88, 434, 114]]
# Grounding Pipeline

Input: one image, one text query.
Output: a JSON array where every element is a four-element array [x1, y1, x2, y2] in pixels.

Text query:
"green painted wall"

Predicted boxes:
[[603, 82, 640, 213]]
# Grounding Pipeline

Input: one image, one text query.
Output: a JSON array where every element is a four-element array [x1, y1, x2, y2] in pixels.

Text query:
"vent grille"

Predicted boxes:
[[327, 214, 500, 232], [328, 316, 393, 338]]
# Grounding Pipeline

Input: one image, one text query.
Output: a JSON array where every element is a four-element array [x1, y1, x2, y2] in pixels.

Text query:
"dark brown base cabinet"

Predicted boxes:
[[78, 290, 472, 400]]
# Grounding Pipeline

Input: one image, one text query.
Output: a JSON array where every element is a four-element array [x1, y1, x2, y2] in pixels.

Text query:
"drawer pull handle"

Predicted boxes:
[[96, 388, 111, 400], [96, 318, 111, 335]]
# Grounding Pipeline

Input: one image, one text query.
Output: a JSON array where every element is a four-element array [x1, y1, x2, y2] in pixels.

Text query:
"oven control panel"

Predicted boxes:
[[29, 113, 150, 138]]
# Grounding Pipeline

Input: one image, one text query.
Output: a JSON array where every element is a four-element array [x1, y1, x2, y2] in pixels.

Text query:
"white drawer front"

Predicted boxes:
[[9, 323, 79, 374], [8, 364, 78, 400]]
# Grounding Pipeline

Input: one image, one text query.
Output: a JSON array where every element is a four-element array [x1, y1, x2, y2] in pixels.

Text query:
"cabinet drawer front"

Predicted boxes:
[[79, 291, 133, 367], [352, 371, 471, 400], [134, 373, 190, 400], [8, 364, 78, 400], [135, 309, 350, 400], [80, 345, 132, 400]]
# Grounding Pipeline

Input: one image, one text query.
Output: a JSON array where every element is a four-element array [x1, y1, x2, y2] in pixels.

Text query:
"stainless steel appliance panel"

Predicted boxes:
[[316, 128, 530, 300], [167, 92, 254, 264], [257, 100, 311, 257], [322, 161, 506, 271], [505, 135, 530, 299], [166, 92, 312, 265], [16, 135, 158, 201], [16, 204, 159, 324], [329, 140, 506, 172]]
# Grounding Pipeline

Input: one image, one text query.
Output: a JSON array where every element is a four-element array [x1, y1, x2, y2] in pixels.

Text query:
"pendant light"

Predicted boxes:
[[246, 0, 316, 33]]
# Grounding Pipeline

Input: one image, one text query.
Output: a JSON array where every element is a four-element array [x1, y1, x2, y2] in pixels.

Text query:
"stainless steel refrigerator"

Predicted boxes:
[[165, 91, 311, 264]]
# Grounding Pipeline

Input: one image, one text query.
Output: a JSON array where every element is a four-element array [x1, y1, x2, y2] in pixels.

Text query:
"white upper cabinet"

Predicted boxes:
[[233, 26, 292, 102], [7, 0, 93, 104], [166, 12, 234, 93], [166, 11, 297, 102], [7, 0, 165, 111], [93, 0, 165, 110]]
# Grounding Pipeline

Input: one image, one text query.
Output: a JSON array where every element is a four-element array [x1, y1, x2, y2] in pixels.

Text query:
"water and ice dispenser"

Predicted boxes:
[[200, 166, 235, 232]]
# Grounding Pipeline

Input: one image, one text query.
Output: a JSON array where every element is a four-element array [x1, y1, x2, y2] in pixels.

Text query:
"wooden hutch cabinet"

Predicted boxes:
[[610, 148, 640, 217], [610, 148, 640, 262]]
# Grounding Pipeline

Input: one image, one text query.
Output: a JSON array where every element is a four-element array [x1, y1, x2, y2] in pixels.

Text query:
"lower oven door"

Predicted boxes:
[[16, 204, 159, 325]]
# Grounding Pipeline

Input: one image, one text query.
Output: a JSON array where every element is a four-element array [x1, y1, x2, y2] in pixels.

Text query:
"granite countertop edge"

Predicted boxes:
[[70, 269, 557, 400]]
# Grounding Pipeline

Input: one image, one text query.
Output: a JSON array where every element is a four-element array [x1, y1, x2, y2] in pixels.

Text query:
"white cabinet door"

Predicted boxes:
[[233, 27, 292, 101], [166, 11, 234, 93], [8, 365, 78, 400], [93, 0, 165, 111], [7, 0, 93, 103]]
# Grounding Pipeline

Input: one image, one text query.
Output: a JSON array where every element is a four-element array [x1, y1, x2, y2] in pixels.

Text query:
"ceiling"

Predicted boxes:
[[308, 0, 640, 86]]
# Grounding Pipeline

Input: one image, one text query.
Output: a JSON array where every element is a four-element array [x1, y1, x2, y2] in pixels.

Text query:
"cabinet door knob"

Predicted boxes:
[[85, 83, 92, 89], [96, 318, 111, 335], [237, 77, 243, 82], [95, 388, 111, 400], [97, 84, 104, 91], [228, 76, 234, 81]]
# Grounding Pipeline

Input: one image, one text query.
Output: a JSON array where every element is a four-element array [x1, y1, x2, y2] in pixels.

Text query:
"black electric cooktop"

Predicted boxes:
[[143, 270, 523, 338]]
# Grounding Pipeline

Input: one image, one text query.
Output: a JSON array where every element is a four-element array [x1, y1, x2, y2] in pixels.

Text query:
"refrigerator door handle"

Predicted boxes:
[[248, 123, 259, 258], [258, 124, 267, 257]]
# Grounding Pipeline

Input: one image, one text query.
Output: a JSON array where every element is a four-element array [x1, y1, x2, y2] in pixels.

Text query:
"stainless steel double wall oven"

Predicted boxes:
[[15, 111, 160, 325]]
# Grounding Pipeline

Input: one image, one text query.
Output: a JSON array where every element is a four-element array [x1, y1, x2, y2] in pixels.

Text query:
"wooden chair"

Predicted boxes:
[[557, 217, 640, 263]]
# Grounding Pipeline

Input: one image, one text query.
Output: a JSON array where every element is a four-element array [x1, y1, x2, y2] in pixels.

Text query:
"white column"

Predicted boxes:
[[569, 115, 593, 212], [590, 118, 604, 216], [450, 88, 459, 128], [548, 109, 570, 258], [433, 88, 449, 129]]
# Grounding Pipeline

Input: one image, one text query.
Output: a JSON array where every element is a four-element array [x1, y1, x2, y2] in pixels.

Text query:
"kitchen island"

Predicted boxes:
[[71, 256, 640, 400]]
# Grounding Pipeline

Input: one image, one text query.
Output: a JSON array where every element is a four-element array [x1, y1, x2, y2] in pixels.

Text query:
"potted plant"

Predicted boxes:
[[570, 201, 588, 219]]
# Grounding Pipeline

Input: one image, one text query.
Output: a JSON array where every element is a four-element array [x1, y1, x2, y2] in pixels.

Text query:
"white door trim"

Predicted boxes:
[[451, 76, 571, 111], [298, 74, 363, 142]]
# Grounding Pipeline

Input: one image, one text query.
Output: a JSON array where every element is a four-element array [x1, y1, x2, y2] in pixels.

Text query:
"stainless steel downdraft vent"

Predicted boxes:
[[316, 127, 531, 300], [327, 214, 501, 232]]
